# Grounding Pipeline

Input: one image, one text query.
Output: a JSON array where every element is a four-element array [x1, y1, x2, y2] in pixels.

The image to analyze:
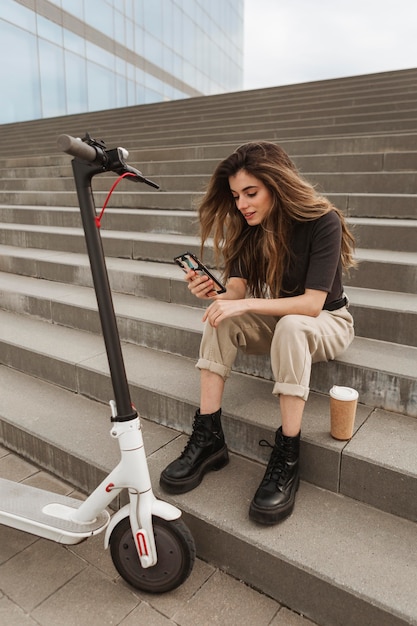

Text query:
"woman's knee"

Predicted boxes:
[[199, 317, 246, 370], [273, 315, 309, 342], [202, 317, 246, 348], [271, 315, 314, 363]]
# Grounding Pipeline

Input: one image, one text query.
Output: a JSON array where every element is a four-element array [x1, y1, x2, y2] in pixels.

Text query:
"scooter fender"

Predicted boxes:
[[104, 500, 182, 549]]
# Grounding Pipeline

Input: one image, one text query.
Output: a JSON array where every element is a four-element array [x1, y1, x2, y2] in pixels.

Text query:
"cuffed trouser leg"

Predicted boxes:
[[271, 308, 354, 401]]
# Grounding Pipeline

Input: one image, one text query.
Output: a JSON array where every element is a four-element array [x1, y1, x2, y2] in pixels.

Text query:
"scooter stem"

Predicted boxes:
[[71, 158, 136, 422]]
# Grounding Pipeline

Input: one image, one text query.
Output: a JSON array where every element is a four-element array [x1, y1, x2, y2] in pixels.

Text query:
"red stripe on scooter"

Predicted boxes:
[[136, 531, 148, 557]]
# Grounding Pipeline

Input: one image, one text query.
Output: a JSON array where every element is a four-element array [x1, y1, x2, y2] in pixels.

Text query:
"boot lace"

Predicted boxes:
[[259, 439, 290, 487], [180, 418, 215, 458]]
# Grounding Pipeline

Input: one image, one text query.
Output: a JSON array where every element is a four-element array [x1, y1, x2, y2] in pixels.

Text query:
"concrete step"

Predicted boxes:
[[2, 170, 417, 195], [0, 206, 416, 252], [0, 205, 197, 235], [2, 105, 417, 153], [4, 116, 417, 160], [0, 222, 415, 293], [0, 180, 417, 219], [300, 151, 417, 173], [107, 133, 417, 162], [0, 248, 415, 346], [0, 272, 203, 360], [6, 150, 417, 180], [2, 156, 417, 199], [313, 171, 417, 194], [0, 245, 198, 307], [0, 365, 416, 626], [0, 189, 196, 209], [346, 248, 417, 294], [32, 90, 417, 122], [0, 221, 204, 262], [1, 185, 416, 218], [2, 94, 416, 151], [349, 217, 417, 252], [329, 192, 417, 219], [0, 174, 206, 193], [48, 104, 417, 132], [346, 286, 417, 347], [3, 133, 417, 169], [54, 118, 417, 148]]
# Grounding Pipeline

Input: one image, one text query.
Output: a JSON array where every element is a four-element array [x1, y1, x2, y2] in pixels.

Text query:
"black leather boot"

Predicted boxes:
[[249, 427, 300, 524], [159, 409, 229, 494]]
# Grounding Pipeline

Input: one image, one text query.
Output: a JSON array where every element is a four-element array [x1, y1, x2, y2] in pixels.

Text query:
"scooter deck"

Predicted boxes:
[[0, 478, 110, 544]]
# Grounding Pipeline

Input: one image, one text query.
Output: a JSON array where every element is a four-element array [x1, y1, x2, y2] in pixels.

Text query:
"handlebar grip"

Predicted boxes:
[[58, 134, 97, 161]]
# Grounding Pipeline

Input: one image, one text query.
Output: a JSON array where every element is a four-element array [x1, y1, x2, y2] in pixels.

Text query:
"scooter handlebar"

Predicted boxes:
[[58, 134, 98, 162], [58, 133, 160, 189]]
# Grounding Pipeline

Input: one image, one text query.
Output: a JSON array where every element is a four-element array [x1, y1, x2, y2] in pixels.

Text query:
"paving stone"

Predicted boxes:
[[270, 608, 317, 625], [30, 566, 139, 626], [172, 569, 281, 626], [21, 470, 75, 496], [0, 595, 38, 625], [119, 601, 177, 625], [0, 452, 38, 483], [0, 524, 38, 565], [0, 538, 87, 612]]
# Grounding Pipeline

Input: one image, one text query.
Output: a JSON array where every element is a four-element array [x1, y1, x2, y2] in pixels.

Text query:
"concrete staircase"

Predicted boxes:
[[0, 68, 417, 625]]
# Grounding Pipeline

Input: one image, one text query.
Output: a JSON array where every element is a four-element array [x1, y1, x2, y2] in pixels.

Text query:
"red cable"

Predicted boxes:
[[95, 172, 136, 228]]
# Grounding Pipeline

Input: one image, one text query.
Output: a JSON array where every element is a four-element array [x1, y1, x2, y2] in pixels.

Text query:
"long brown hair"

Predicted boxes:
[[199, 141, 356, 297]]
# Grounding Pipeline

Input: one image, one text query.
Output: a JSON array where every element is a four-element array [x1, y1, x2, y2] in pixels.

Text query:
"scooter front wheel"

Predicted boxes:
[[109, 515, 196, 593]]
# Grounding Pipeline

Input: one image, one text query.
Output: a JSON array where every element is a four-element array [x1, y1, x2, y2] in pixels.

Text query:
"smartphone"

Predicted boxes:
[[174, 252, 226, 294]]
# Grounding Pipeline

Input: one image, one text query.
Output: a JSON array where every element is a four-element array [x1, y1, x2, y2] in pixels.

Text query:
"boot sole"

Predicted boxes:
[[159, 445, 229, 494], [248, 476, 300, 525]]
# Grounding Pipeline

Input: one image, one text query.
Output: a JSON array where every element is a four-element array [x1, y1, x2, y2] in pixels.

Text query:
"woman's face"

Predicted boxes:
[[229, 170, 273, 226]]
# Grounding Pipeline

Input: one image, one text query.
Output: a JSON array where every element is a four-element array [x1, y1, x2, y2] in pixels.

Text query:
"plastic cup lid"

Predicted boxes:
[[329, 386, 359, 401]]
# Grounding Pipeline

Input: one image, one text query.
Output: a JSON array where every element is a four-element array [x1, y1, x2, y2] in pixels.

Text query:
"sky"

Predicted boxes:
[[243, 0, 417, 90]]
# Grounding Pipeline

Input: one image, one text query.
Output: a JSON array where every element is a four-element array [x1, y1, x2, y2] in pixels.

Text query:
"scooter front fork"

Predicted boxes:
[[71, 406, 181, 568], [128, 489, 158, 568]]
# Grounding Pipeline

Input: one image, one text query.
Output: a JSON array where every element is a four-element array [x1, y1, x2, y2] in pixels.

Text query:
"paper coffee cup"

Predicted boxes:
[[329, 386, 358, 440]]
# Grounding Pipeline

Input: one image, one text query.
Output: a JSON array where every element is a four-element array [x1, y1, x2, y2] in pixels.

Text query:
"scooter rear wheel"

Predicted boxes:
[[109, 515, 196, 593]]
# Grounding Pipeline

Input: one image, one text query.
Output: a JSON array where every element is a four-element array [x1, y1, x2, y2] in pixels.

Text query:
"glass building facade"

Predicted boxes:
[[0, 0, 244, 124]]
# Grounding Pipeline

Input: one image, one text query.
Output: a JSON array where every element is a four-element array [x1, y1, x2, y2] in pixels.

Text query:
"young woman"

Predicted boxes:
[[160, 142, 355, 524]]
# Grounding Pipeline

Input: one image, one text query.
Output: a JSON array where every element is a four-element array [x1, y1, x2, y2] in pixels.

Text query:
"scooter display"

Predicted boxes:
[[0, 133, 195, 593]]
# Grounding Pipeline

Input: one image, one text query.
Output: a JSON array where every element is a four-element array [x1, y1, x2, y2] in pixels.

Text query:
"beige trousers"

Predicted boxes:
[[196, 307, 354, 401]]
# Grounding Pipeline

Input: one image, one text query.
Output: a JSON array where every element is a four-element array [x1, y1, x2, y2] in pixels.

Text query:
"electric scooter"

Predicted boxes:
[[0, 133, 195, 593]]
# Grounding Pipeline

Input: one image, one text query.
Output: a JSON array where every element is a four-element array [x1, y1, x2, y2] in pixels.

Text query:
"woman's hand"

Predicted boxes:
[[185, 269, 218, 299], [203, 299, 248, 327]]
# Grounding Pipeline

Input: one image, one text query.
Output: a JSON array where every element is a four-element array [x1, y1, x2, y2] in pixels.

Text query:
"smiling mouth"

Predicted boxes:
[[244, 212, 255, 219]]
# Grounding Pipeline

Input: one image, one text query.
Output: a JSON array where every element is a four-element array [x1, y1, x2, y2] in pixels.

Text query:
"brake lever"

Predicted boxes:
[[106, 147, 160, 189], [122, 163, 160, 189]]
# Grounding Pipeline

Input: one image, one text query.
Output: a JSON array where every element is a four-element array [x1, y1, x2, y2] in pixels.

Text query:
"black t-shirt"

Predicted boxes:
[[230, 211, 343, 307]]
